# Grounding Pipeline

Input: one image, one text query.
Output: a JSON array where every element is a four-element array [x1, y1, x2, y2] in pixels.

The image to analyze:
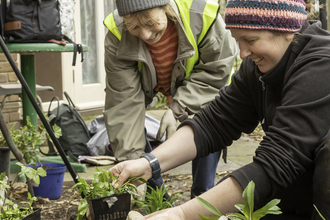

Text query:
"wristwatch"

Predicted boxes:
[[140, 153, 161, 180]]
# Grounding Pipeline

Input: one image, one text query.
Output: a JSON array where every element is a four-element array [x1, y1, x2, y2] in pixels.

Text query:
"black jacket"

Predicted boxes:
[[181, 20, 330, 215]]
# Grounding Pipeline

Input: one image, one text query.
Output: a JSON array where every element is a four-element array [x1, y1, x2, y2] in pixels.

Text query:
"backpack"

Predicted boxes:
[[3, 0, 62, 43], [41, 91, 91, 161], [0, 0, 83, 66]]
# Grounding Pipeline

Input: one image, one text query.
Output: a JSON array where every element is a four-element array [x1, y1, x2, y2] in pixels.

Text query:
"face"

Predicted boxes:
[[231, 29, 294, 73], [125, 8, 168, 45]]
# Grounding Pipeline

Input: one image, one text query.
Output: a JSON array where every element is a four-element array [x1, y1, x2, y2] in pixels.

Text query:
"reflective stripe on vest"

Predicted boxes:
[[104, 0, 219, 78], [104, 12, 122, 40], [174, 0, 219, 77]]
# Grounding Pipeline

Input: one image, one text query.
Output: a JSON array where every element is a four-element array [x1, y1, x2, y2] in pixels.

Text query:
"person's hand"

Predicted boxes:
[[145, 207, 186, 220], [156, 109, 178, 141], [109, 158, 152, 186]]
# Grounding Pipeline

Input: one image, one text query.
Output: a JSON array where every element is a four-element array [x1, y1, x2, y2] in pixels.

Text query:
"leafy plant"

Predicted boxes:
[[133, 184, 182, 214], [0, 172, 10, 193], [155, 93, 169, 109], [197, 181, 282, 220], [0, 172, 38, 220], [0, 192, 37, 220], [1, 115, 62, 165], [314, 205, 325, 220], [16, 162, 47, 185], [72, 167, 147, 220]]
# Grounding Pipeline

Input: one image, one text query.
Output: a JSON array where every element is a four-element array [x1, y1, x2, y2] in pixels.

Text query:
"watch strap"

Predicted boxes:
[[140, 153, 161, 180]]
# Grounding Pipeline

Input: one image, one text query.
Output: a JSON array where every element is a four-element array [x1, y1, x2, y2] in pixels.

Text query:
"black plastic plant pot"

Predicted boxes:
[[88, 193, 131, 220], [21, 208, 41, 220], [0, 147, 11, 177]]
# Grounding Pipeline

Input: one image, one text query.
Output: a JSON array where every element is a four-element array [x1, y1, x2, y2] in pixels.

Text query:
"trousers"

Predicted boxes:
[[191, 151, 221, 198]]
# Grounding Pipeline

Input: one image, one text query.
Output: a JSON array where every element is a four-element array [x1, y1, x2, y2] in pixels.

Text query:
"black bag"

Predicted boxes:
[[3, 0, 62, 43], [41, 92, 91, 161], [0, 0, 83, 66]]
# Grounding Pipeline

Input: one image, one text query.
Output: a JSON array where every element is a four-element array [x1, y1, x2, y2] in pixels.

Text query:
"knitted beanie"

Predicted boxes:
[[116, 0, 170, 16], [224, 0, 308, 32]]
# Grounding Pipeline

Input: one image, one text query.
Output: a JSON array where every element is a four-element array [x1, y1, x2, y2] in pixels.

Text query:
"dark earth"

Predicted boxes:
[[8, 130, 264, 220], [8, 171, 231, 220]]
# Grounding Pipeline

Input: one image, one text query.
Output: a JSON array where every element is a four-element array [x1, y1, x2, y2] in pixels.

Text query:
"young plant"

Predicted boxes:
[[197, 181, 282, 220], [0, 172, 10, 194], [313, 205, 325, 220], [72, 167, 147, 220], [133, 184, 183, 214], [2, 115, 62, 165], [0, 172, 38, 219], [155, 93, 168, 109], [0, 192, 37, 219]]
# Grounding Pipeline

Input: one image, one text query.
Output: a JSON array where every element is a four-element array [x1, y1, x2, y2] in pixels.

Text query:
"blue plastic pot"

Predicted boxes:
[[28, 163, 66, 200]]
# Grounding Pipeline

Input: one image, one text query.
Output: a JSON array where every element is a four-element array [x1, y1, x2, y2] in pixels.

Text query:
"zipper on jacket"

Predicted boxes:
[[259, 76, 268, 129], [259, 76, 265, 91]]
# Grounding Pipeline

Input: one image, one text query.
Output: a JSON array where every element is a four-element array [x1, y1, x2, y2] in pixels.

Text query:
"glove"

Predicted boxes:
[[156, 109, 178, 141], [126, 211, 145, 220]]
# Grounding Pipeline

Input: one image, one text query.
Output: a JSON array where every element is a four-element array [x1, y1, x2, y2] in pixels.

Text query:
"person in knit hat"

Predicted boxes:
[[103, 0, 237, 199], [109, 0, 330, 219]]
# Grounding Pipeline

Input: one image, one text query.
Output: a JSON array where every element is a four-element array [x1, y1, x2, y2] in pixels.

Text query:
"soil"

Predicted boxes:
[[7, 129, 265, 220], [7, 172, 231, 220]]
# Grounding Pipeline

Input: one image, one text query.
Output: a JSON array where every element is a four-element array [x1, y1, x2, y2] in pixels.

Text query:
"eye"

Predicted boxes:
[[128, 25, 138, 31], [146, 23, 155, 27], [246, 39, 257, 44]]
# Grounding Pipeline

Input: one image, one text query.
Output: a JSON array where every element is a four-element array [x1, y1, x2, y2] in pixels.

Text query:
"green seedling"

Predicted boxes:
[[1, 115, 62, 165], [0, 172, 38, 220], [314, 205, 325, 220], [197, 181, 282, 220], [133, 184, 183, 214], [72, 167, 147, 220], [0, 172, 10, 193]]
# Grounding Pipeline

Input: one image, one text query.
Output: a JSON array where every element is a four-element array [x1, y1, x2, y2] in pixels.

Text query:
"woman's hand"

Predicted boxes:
[[109, 158, 152, 186], [145, 207, 186, 220]]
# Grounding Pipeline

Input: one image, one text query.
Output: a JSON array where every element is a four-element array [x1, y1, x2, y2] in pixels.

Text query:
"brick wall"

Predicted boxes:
[[0, 53, 22, 130]]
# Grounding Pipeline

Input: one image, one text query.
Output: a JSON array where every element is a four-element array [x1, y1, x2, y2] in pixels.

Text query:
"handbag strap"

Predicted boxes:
[[62, 35, 84, 66], [63, 91, 76, 108], [48, 96, 60, 120]]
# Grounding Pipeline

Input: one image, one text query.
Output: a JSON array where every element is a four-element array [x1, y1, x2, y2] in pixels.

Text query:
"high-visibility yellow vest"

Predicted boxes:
[[104, 0, 219, 78]]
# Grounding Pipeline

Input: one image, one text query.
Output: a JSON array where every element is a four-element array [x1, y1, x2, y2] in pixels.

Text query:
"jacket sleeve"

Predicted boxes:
[[180, 60, 260, 159], [184, 52, 330, 207], [170, 15, 238, 122], [236, 54, 330, 206], [103, 31, 146, 161]]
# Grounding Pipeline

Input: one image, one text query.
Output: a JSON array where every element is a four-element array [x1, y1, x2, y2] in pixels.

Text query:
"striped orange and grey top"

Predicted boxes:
[[147, 20, 178, 100]]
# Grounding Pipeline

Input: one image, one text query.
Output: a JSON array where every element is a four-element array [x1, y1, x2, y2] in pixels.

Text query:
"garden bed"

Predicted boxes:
[[8, 172, 230, 220]]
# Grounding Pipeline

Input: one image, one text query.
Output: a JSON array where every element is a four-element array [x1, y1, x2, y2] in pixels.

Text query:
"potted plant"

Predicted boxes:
[[0, 172, 42, 220], [8, 116, 62, 165], [0, 145, 11, 179], [72, 167, 146, 220], [1, 115, 62, 180], [197, 181, 282, 220]]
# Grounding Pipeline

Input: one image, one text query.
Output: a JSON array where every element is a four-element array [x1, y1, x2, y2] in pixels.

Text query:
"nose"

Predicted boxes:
[[239, 42, 251, 60], [138, 28, 152, 41]]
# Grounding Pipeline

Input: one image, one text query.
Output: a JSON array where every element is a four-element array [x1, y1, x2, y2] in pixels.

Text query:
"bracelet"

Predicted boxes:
[[140, 153, 161, 180]]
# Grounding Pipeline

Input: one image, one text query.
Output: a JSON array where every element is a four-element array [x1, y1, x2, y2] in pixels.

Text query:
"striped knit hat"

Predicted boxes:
[[224, 0, 308, 32], [116, 0, 170, 16]]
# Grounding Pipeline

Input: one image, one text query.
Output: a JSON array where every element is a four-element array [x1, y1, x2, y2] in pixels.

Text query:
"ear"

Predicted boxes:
[[286, 33, 295, 41]]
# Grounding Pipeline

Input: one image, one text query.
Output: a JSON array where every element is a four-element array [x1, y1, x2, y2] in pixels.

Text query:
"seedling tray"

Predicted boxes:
[[88, 193, 131, 220]]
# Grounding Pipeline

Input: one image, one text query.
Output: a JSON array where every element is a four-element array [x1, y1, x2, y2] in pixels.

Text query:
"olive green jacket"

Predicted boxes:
[[103, 0, 237, 161]]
